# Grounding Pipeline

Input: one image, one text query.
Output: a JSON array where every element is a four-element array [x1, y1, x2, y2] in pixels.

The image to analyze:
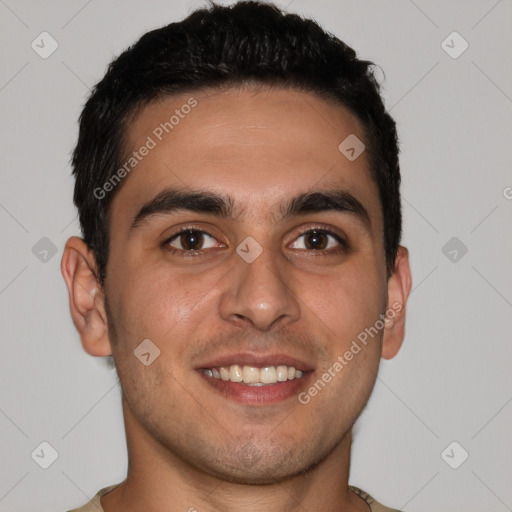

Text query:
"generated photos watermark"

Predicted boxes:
[[298, 302, 403, 405], [93, 97, 198, 200]]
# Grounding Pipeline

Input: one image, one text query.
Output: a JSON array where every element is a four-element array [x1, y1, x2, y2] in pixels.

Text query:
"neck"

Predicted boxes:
[[101, 397, 369, 512]]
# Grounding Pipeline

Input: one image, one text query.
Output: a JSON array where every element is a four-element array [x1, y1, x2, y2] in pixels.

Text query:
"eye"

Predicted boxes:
[[289, 229, 345, 252], [165, 229, 221, 252]]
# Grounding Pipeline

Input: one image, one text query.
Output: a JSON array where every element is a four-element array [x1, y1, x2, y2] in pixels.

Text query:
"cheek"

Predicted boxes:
[[301, 262, 385, 347], [298, 265, 384, 423], [107, 256, 224, 348]]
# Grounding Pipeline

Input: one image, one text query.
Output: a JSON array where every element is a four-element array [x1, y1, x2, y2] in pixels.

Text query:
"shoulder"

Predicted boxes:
[[66, 483, 121, 512], [349, 485, 404, 512]]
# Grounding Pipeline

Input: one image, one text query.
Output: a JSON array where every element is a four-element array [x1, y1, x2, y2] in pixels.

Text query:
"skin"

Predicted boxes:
[[61, 85, 411, 512]]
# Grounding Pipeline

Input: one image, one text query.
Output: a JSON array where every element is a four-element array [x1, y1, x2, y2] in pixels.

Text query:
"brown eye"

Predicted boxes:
[[304, 230, 328, 250], [167, 229, 218, 251], [289, 229, 345, 252]]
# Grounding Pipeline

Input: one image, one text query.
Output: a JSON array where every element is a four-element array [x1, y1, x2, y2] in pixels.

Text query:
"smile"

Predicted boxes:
[[200, 364, 305, 386]]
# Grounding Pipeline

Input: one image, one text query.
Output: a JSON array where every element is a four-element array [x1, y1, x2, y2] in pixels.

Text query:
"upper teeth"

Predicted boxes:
[[201, 365, 304, 385]]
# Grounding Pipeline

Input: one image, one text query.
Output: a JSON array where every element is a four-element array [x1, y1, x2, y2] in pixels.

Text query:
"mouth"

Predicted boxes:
[[199, 364, 306, 385], [195, 353, 315, 405]]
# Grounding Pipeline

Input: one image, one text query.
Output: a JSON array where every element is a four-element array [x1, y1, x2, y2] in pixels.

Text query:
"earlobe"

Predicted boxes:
[[381, 246, 412, 360], [61, 236, 112, 357]]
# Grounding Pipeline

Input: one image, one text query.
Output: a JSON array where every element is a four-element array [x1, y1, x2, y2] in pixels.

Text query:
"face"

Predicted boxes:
[[65, 85, 410, 485]]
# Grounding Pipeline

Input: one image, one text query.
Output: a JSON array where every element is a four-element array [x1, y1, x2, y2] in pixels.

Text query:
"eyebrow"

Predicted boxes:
[[129, 187, 371, 232]]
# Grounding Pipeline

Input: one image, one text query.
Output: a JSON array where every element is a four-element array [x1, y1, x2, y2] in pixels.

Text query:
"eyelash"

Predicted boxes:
[[162, 225, 348, 256]]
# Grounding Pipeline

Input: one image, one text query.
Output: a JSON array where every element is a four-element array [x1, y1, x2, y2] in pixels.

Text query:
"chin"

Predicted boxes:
[[199, 441, 329, 486]]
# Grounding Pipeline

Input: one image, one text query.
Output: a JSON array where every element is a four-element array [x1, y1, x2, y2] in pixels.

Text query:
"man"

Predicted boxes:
[[61, 1, 412, 511]]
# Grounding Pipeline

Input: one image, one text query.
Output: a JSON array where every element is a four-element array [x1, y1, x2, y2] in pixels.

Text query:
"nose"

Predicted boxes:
[[218, 241, 301, 331]]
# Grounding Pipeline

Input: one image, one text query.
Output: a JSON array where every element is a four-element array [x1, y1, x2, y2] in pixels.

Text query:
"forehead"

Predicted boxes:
[[111, 86, 381, 229]]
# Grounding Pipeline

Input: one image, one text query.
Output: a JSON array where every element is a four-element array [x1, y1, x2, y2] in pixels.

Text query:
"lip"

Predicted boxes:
[[194, 352, 315, 372], [197, 369, 315, 405]]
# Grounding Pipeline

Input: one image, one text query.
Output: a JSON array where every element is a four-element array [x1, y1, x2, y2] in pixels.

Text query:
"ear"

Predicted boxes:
[[381, 245, 412, 360], [61, 236, 112, 357]]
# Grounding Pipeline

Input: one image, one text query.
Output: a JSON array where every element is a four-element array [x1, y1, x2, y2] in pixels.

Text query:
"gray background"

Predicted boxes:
[[1, 0, 511, 510]]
